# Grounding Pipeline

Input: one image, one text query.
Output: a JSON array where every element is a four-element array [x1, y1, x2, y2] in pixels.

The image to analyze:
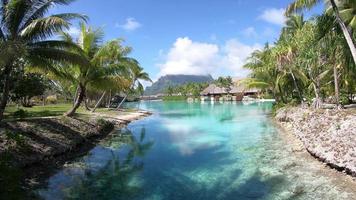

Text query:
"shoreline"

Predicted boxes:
[[274, 106, 356, 177], [0, 109, 152, 199]]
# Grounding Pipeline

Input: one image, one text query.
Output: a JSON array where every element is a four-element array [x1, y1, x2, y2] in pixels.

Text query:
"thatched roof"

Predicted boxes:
[[201, 79, 261, 96], [200, 84, 227, 95]]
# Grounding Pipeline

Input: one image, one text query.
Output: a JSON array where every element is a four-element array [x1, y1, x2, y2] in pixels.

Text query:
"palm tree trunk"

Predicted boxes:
[[289, 69, 303, 102], [73, 86, 79, 106], [92, 91, 106, 113], [333, 65, 340, 108], [116, 94, 128, 110], [0, 65, 12, 122], [84, 98, 92, 111], [329, 0, 356, 65], [312, 81, 322, 109], [278, 84, 286, 103], [107, 90, 112, 108], [65, 84, 86, 117], [117, 80, 135, 110]]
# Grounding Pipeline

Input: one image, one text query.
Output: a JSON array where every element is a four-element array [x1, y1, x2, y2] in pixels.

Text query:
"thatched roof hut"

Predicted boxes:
[[200, 84, 227, 95], [201, 80, 260, 96]]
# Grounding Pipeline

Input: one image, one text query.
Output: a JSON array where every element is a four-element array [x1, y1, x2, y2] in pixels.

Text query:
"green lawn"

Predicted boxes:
[[4, 104, 128, 120]]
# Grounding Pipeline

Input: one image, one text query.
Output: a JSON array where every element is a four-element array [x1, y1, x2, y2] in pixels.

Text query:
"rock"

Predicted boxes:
[[275, 107, 356, 176]]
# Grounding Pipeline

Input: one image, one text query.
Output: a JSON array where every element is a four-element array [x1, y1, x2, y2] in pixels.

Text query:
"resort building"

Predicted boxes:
[[200, 82, 260, 101]]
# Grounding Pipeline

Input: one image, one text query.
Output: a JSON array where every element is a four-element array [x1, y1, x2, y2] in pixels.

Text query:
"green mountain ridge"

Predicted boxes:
[[144, 74, 214, 95]]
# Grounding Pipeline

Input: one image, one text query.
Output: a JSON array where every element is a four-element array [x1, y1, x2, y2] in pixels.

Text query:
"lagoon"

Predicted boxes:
[[38, 101, 355, 199]]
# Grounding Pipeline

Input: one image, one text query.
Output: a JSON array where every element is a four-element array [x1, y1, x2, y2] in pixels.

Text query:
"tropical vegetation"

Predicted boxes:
[[243, 0, 356, 109], [0, 0, 151, 122]]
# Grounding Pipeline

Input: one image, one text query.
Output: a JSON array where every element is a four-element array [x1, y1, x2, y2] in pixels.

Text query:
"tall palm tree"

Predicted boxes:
[[116, 63, 152, 109], [286, 0, 356, 65], [0, 0, 87, 122], [47, 23, 131, 116]]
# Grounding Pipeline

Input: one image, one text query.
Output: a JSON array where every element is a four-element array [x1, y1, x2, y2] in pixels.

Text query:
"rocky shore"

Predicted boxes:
[[0, 110, 151, 199], [0, 110, 151, 168], [275, 106, 356, 176]]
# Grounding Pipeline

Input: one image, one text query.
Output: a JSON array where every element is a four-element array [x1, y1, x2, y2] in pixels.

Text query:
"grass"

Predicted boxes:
[[4, 103, 133, 120]]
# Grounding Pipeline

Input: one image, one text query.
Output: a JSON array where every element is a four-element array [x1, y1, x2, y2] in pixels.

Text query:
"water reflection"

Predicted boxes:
[[38, 127, 153, 200], [37, 101, 355, 199]]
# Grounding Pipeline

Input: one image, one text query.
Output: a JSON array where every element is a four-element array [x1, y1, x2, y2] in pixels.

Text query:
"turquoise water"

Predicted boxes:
[[37, 101, 355, 200]]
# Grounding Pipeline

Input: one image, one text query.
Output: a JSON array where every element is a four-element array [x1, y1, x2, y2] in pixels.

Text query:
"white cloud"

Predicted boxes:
[[242, 27, 258, 38], [117, 17, 142, 31], [157, 37, 262, 78], [158, 37, 219, 76], [259, 8, 286, 26], [66, 26, 80, 37], [222, 39, 262, 77]]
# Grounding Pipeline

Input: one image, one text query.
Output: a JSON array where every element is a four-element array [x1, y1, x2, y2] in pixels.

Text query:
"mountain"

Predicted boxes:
[[144, 74, 214, 95]]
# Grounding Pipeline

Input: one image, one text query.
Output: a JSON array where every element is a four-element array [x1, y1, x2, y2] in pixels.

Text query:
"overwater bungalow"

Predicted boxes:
[[200, 83, 260, 101]]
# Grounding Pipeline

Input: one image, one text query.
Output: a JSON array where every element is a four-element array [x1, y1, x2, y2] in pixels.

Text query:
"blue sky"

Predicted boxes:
[[54, 0, 323, 85]]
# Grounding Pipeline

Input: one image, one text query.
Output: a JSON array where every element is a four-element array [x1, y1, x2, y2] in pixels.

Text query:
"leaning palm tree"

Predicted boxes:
[[0, 0, 87, 122], [53, 23, 131, 116], [286, 0, 356, 65], [116, 63, 152, 109]]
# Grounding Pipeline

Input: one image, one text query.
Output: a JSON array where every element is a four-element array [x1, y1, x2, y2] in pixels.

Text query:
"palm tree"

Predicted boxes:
[[286, 0, 356, 65], [116, 63, 152, 109], [48, 23, 131, 116], [0, 0, 87, 122]]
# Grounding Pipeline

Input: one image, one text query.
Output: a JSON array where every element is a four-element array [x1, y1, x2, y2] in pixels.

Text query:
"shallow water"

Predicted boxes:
[[37, 101, 356, 200]]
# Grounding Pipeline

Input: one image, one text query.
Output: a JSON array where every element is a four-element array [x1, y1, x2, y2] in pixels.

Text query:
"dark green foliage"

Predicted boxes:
[[163, 82, 209, 98], [0, 153, 25, 200], [11, 73, 48, 107], [12, 109, 29, 119], [162, 96, 187, 101]]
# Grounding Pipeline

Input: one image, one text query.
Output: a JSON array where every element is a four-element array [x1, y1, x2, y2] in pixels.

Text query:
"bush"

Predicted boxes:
[[96, 118, 114, 132], [340, 93, 349, 105], [12, 109, 28, 119], [46, 95, 57, 104]]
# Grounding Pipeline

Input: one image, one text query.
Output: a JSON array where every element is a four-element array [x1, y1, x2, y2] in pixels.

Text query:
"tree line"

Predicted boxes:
[[243, 0, 356, 108], [0, 0, 152, 122]]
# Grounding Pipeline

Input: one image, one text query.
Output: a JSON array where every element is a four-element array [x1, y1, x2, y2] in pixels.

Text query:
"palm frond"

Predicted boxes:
[[286, 0, 320, 15]]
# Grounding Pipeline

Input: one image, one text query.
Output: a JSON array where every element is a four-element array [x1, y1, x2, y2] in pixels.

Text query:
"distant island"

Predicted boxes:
[[144, 74, 214, 95]]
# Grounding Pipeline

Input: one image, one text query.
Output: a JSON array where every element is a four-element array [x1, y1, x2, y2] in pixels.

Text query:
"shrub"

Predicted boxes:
[[12, 109, 28, 119], [96, 118, 114, 132]]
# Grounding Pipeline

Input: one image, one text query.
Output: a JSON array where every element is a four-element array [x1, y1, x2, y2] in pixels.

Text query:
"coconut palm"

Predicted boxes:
[[0, 0, 87, 122], [286, 0, 356, 65], [116, 63, 152, 109], [328, 0, 356, 29], [47, 23, 131, 116]]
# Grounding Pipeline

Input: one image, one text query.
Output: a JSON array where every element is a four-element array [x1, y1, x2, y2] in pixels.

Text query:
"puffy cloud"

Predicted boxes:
[[222, 39, 262, 77], [259, 8, 286, 26], [117, 17, 142, 31], [158, 37, 219, 76], [157, 37, 262, 78]]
